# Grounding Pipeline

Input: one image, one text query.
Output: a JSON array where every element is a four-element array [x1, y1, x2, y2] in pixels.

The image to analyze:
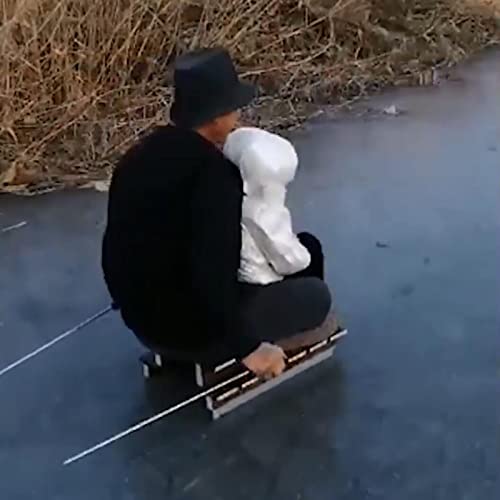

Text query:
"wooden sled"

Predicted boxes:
[[140, 328, 348, 420]]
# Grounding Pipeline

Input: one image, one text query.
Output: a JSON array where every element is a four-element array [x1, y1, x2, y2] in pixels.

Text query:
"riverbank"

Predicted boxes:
[[1, 0, 500, 193]]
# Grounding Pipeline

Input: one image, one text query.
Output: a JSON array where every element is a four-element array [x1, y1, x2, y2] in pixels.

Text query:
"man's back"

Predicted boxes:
[[102, 125, 245, 353]]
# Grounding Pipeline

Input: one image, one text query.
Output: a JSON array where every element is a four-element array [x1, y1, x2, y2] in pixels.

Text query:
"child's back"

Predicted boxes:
[[223, 127, 310, 285]]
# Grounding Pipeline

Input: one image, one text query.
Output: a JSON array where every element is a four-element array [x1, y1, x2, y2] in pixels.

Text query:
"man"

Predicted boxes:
[[102, 48, 333, 379]]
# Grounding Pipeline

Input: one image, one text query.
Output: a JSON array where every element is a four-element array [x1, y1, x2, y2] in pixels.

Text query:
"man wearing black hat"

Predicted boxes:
[[102, 48, 332, 379]]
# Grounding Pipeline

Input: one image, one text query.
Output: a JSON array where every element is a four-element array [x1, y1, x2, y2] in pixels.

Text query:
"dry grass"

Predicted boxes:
[[1, 0, 499, 193]]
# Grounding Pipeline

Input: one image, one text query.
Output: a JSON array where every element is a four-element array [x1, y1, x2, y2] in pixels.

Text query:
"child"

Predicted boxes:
[[223, 127, 311, 285]]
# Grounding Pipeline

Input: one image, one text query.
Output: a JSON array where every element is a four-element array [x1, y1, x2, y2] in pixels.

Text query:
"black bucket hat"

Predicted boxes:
[[170, 48, 257, 129]]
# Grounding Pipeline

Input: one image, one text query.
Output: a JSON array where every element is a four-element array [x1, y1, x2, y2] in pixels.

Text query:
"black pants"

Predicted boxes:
[[237, 232, 331, 347], [144, 232, 331, 364]]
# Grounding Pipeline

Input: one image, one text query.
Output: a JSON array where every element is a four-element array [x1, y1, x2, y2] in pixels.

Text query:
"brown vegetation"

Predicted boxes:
[[1, 0, 499, 193]]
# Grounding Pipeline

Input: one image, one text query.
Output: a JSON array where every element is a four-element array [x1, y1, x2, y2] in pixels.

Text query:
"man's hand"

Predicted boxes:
[[242, 342, 286, 379]]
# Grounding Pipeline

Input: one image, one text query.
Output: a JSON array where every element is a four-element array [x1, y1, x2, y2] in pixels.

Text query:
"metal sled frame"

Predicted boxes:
[[140, 328, 348, 420]]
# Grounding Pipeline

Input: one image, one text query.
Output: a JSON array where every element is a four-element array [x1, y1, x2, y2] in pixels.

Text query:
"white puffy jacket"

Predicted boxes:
[[224, 127, 311, 285]]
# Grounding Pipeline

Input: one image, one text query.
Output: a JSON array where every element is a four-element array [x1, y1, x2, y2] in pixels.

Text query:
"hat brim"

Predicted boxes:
[[229, 81, 257, 112], [171, 81, 257, 129]]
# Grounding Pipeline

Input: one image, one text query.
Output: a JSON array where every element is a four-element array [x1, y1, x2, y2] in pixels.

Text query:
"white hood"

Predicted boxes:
[[224, 127, 311, 285]]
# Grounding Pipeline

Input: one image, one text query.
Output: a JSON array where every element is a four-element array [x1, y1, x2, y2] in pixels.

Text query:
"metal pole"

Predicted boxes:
[[63, 370, 250, 466], [0, 305, 112, 379]]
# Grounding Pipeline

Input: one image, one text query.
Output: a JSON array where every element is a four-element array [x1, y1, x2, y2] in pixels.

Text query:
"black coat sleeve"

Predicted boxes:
[[189, 158, 260, 359]]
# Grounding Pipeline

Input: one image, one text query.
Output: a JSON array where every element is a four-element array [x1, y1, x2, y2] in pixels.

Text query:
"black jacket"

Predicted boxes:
[[102, 125, 259, 359]]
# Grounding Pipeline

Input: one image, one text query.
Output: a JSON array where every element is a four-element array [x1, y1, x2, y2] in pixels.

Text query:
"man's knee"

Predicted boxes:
[[241, 276, 332, 342], [300, 277, 332, 328]]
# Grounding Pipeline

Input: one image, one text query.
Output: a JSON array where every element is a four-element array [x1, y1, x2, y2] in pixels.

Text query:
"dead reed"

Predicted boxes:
[[1, 0, 499, 192]]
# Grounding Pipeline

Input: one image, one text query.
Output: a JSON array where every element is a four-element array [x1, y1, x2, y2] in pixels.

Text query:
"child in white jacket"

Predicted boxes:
[[223, 127, 311, 285]]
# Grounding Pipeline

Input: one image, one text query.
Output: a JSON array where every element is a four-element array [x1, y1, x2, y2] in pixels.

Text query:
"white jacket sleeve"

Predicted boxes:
[[243, 206, 311, 276]]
